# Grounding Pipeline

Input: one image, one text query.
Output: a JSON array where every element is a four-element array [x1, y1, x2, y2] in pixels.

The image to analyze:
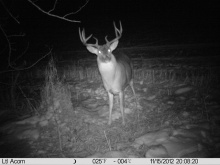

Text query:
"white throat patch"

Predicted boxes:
[[98, 61, 115, 72]]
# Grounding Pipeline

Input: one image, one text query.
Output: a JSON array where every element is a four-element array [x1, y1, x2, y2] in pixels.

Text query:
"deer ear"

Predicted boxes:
[[109, 40, 118, 51], [87, 46, 98, 55]]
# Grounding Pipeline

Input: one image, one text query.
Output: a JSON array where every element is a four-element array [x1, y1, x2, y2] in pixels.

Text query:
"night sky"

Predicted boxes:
[[1, 0, 220, 62]]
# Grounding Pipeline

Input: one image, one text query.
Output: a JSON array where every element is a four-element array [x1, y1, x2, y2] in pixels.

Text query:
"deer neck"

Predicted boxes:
[[97, 55, 117, 84]]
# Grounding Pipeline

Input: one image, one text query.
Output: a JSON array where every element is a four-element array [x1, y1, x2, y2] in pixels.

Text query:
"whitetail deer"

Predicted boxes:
[[79, 21, 136, 125]]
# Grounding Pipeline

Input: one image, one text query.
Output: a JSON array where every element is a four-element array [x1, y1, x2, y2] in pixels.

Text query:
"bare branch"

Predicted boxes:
[[13, 42, 29, 63], [0, 0, 20, 24], [27, 0, 90, 23], [64, 0, 90, 17], [0, 49, 52, 74], [8, 32, 26, 38], [48, 0, 58, 13], [0, 24, 14, 69], [0, 24, 52, 73], [21, 48, 52, 70]]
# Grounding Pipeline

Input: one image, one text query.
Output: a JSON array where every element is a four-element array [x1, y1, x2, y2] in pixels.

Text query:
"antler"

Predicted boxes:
[[79, 28, 99, 48], [105, 21, 123, 45]]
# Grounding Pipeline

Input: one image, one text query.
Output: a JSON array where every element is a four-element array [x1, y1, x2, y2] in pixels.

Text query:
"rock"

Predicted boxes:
[[145, 145, 169, 158], [175, 87, 193, 95], [132, 128, 171, 149], [17, 129, 40, 140], [39, 120, 49, 127], [16, 116, 40, 125], [163, 141, 199, 158]]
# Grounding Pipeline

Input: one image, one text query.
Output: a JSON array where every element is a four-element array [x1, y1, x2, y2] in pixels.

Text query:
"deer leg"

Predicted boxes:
[[108, 92, 114, 125], [119, 91, 125, 125]]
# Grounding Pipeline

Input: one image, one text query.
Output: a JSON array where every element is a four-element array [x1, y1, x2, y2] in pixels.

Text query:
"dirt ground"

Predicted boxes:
[[0, 76, 220, 158]]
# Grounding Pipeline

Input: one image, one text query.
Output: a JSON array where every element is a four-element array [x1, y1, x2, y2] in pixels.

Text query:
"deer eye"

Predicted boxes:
[[98, 50, 102, 54], [108, 49, 111, 53]]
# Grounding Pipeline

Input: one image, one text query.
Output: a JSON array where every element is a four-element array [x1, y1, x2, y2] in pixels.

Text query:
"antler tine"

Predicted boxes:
[[79, 27, 99, 47], [113, 21, 122, 38], [119, 21, 123, 34], [106, 21, 123, 45], [93, 37, 99, 46], [79, 27, 83, 42], [105, 35, 109, 43], [79, 28, 92, 44], [113, 22, 117, 36]]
